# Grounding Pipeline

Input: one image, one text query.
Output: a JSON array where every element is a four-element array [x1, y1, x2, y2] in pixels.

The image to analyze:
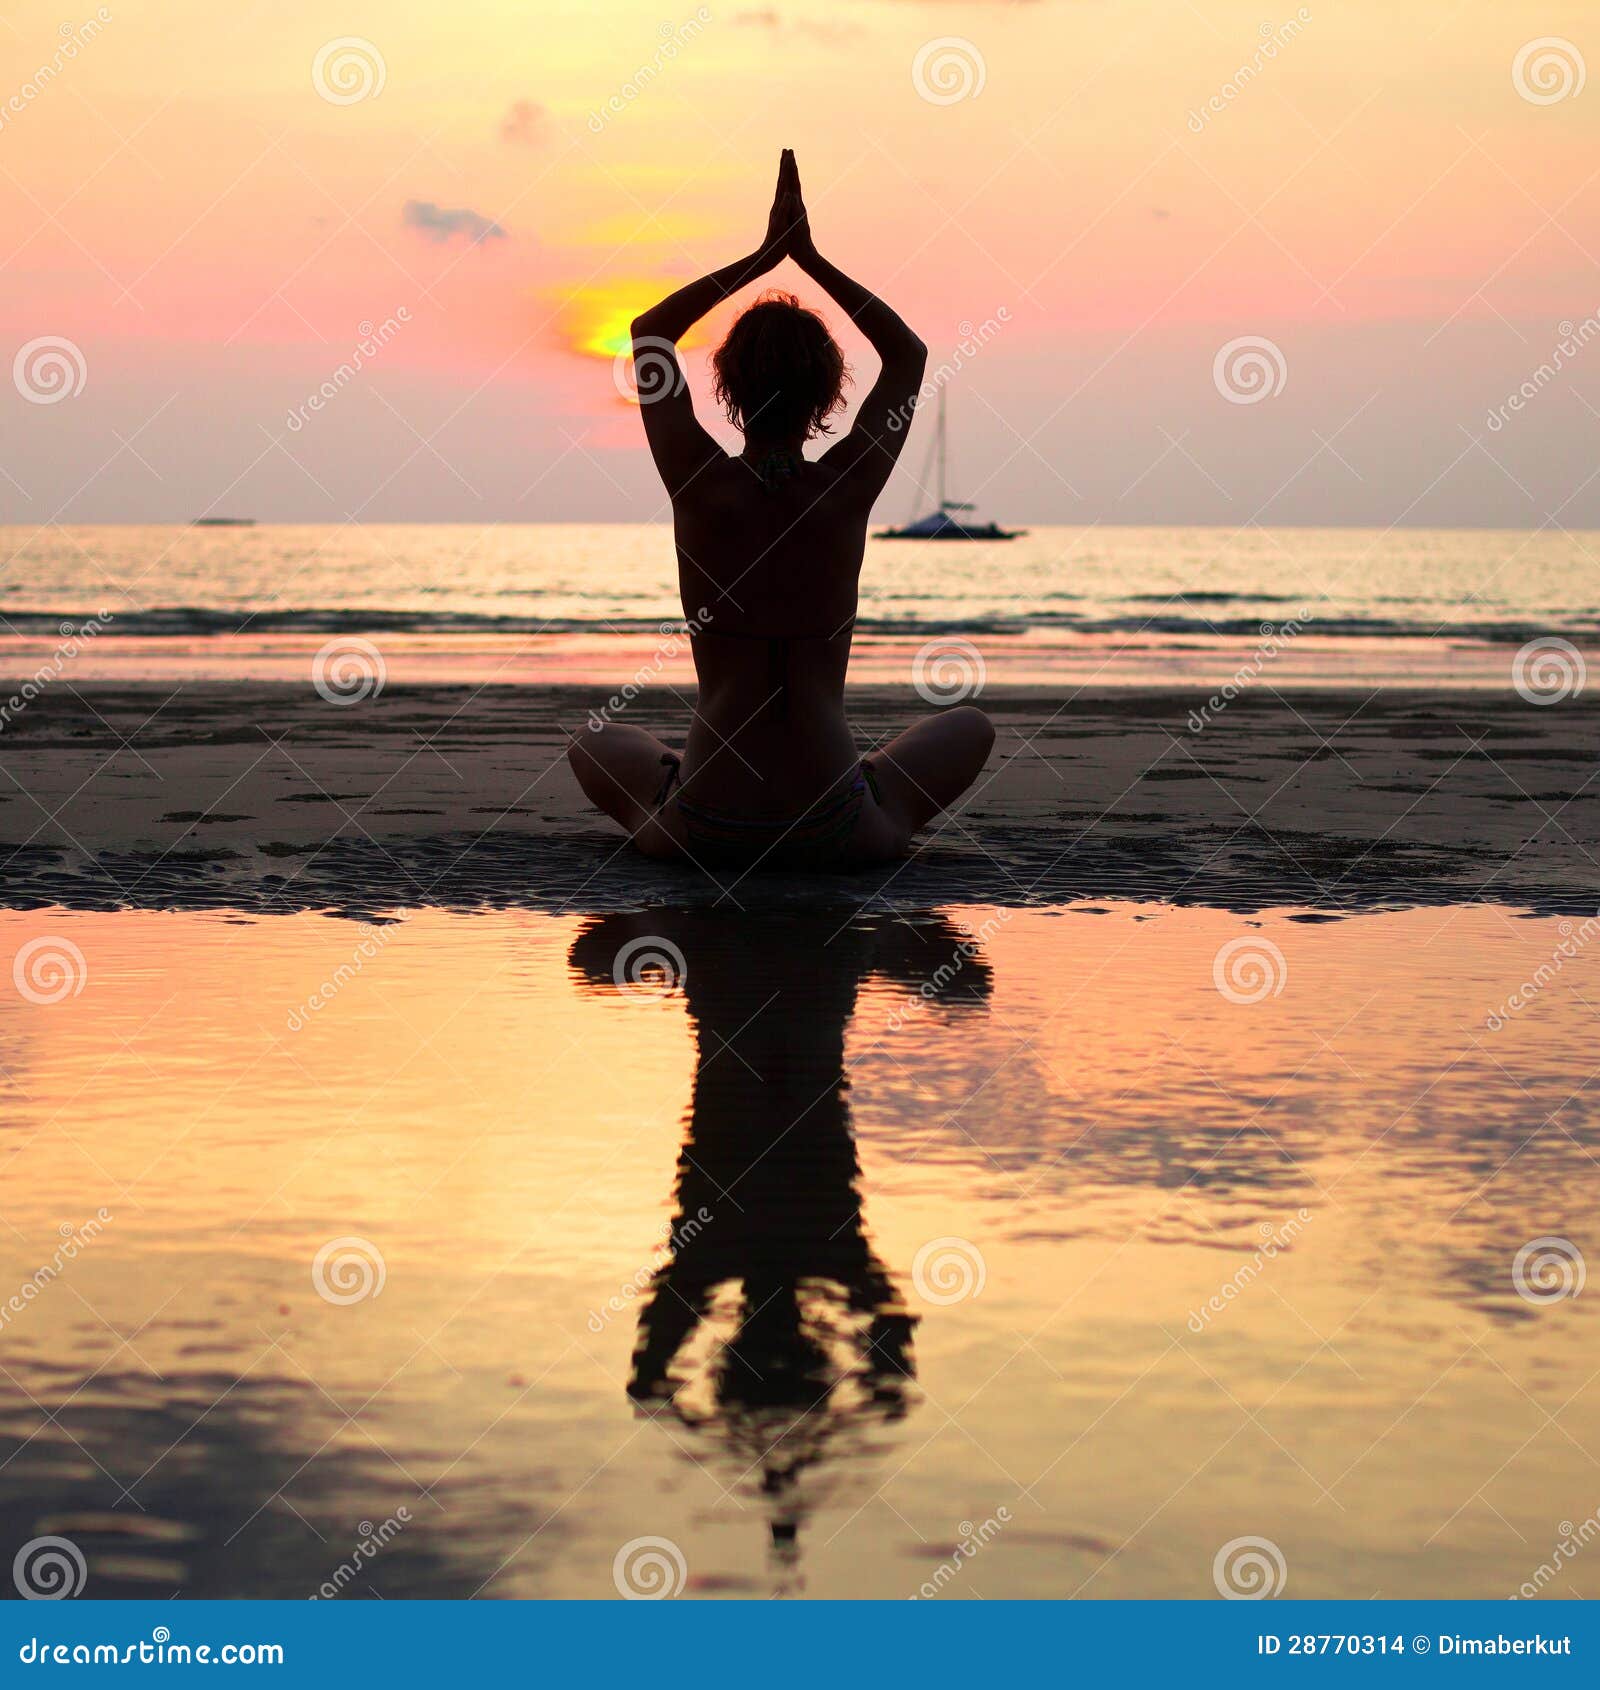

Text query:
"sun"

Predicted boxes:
[[582, 305, 642, 361], [553, 280, 711, 364]]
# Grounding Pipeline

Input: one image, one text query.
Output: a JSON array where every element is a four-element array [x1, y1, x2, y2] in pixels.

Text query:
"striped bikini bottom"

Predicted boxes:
[[655, 756, 882, 870]]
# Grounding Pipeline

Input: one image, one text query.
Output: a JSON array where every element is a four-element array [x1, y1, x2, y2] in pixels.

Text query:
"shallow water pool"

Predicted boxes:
[[1, 901, 1596, 1600]]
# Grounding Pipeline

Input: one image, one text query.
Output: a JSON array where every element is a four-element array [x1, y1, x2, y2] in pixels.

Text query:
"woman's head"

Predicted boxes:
[[712, 291, 849, 444]]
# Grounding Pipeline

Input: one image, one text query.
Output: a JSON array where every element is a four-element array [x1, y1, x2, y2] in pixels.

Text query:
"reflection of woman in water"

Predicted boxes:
[[568, 150, 994, 871], [568, 907, 994, 1576]]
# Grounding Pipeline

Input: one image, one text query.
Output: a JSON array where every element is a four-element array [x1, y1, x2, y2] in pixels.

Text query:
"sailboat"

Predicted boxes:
[[875, 387, 1023, 541]]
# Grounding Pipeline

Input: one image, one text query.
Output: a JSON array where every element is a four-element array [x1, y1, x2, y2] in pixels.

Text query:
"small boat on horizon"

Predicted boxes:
[[191, 516, 256, 527], [875, 388, 1023, 541]]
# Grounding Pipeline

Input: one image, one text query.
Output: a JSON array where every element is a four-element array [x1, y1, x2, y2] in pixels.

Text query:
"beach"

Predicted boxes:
[[1, 526, 1597, 1601], [1, 680, 1593, 916]]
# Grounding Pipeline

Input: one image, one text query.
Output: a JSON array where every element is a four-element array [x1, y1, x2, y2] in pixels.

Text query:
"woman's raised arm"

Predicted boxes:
[[628, 155, 802, 495], [777, 156, 927, 495]]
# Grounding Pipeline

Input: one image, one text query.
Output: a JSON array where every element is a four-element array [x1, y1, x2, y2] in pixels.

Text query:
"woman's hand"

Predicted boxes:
[[782, 149, 818, 264], [760, 148, 817, 267], [634, 155, 815, 347]]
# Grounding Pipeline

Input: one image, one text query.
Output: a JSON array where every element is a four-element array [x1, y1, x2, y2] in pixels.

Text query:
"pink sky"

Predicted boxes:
[[1, 0, 1596, 525]]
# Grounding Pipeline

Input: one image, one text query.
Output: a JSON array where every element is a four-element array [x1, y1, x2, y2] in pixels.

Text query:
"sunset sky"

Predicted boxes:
[[1, 0, 1596, 525]]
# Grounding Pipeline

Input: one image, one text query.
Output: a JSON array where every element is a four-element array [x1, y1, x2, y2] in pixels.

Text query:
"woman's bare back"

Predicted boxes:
[[675, 453, 870, 818]]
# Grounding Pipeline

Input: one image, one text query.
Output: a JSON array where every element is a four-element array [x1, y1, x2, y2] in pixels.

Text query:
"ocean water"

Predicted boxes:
[[1, 902, 1595, 1601], [1, 524, 1594, 686]]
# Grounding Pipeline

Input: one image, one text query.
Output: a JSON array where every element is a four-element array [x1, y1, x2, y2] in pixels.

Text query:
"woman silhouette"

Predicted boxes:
[[568, 905, 995, 1574], [568, 150, 994, 871]]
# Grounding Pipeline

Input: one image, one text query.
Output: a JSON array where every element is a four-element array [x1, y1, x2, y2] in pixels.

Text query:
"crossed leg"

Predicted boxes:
[[852, 705, 996, 861], [569, 707, 996, 866], [566, 723, 683, 859]]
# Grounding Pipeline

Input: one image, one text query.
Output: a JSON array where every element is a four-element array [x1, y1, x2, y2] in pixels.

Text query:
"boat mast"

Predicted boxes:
[[937, 386, 947, 510]]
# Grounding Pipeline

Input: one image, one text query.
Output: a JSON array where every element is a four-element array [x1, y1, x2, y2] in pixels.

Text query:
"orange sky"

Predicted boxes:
[[1, 0, 1596, 523]]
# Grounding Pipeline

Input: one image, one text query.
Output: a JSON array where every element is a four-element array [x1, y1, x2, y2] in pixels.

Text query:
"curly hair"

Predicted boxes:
[[711, 291, 849, 442]]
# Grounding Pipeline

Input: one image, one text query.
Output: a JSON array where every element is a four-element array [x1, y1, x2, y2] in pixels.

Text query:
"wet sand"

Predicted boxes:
[[0, 682, 1594, 916]]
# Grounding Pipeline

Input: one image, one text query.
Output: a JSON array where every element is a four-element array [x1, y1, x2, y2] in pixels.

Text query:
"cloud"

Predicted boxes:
[[731, 6, 862, 40], [402, 200, 506, 246], [500, 100, 545, 146]]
